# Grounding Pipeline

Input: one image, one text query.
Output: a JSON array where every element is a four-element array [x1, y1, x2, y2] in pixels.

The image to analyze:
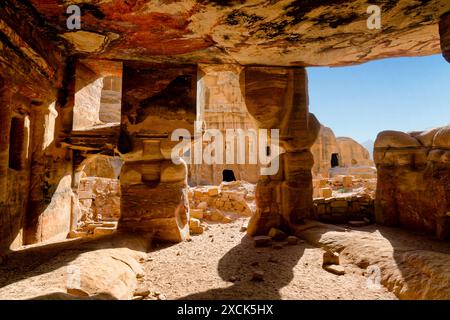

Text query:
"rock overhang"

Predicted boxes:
[[26, 0, 450, 67]]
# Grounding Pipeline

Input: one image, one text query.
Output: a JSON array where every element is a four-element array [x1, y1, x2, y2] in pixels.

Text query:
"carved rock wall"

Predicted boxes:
[[374, 127, 450, 239], [118, 63, 197, 242], [190, 64, 260, 185], [0, 1, 76, 253]]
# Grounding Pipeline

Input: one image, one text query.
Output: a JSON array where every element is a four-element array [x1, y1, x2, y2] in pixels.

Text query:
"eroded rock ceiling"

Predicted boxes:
[[24, 0, 450, 66]]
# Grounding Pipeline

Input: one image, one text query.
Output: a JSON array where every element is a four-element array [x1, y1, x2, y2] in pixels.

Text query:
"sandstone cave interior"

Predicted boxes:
[[0, 0, 449, 301]]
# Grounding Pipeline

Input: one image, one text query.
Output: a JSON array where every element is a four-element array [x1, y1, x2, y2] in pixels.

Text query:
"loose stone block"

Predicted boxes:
[[323, 264, 345, 276], [319, 179, 328, 188], [189, 218, 201, 228], [253, 235, 272, 247], [197, 202, 208, 210], [190, 209, 204, 219], [207, 187, 219, 196], [321, 187, 333, 198], [343, 176, 353, 188], [323, 251, 340, 266], [190, 226, 204, 235]]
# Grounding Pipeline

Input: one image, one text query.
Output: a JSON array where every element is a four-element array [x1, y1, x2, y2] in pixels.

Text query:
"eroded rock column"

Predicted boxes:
[[244, 67, 320, 236], [440, 12, 450, 63], [25, 97, 73, 245], [118, 64, 196, 242]]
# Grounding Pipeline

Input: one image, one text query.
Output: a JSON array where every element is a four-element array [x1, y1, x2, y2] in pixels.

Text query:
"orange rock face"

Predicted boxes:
[[26, 0, 450, 66], [374, 126, 450, 239], [311, 125, 374, 177], [244, 67, 320, 235]]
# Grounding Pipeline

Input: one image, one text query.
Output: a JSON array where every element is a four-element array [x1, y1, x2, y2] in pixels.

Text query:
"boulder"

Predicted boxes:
[[374, 131, 421, 148], [323, 251, 340, 266]]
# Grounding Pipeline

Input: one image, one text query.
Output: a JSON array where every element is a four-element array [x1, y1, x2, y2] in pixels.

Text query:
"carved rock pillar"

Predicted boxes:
[[244, 67, 320, 236], [118, 64, 196, 242]]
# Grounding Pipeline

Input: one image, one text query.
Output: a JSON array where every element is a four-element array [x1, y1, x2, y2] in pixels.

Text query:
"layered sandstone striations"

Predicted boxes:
[[27, 0, 450, 66], [0, 1, 72, 252], [374, 126, 450, 239], [117, 63, 197, 242], [244, 67, 320, 236]]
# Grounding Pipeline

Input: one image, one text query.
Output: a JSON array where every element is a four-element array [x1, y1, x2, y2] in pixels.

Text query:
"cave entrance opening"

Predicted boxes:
[[331, 153, 340, 168], [71, 153, 124, 238], [222, 169, 236, 182]]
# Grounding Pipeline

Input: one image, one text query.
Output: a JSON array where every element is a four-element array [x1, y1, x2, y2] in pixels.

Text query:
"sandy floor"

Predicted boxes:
[[142, 218, 396, 300]]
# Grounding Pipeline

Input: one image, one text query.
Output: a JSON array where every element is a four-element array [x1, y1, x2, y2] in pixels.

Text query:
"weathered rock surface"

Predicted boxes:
[[28, 0, 450, 66], [292, 221, 450, 300], [189, 181, 255, 224], [336, 137, 373, 168], [374, 126, 450, 239], [0, 234, 149, 300], [245, 67, 320, 236], [311, 125, 374, 177], [440, 12, 450, 63], [190, 64, 260, 185], [311, 125, 340, 177], [118, 64, 196, 242]]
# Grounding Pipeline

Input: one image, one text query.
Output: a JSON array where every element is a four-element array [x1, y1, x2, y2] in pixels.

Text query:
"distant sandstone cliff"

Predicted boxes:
[[311, 125, 374, 177]]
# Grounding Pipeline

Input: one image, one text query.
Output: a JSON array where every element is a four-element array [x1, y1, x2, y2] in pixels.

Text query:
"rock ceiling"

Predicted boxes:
[[24, 0, 450, 66]]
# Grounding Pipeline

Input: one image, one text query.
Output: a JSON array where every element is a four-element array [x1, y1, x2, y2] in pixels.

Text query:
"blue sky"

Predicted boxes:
[[307, 54, 450, 144]]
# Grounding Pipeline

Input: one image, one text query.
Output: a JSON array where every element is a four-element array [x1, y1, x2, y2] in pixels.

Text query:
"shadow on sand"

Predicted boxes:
[[179, 234, 306, 300]]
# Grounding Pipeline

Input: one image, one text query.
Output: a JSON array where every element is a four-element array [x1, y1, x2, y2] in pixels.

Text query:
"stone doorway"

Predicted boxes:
[[70, 154, 124, 239], [222, 169, 236, 182], [331, 153, 339, 168]]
